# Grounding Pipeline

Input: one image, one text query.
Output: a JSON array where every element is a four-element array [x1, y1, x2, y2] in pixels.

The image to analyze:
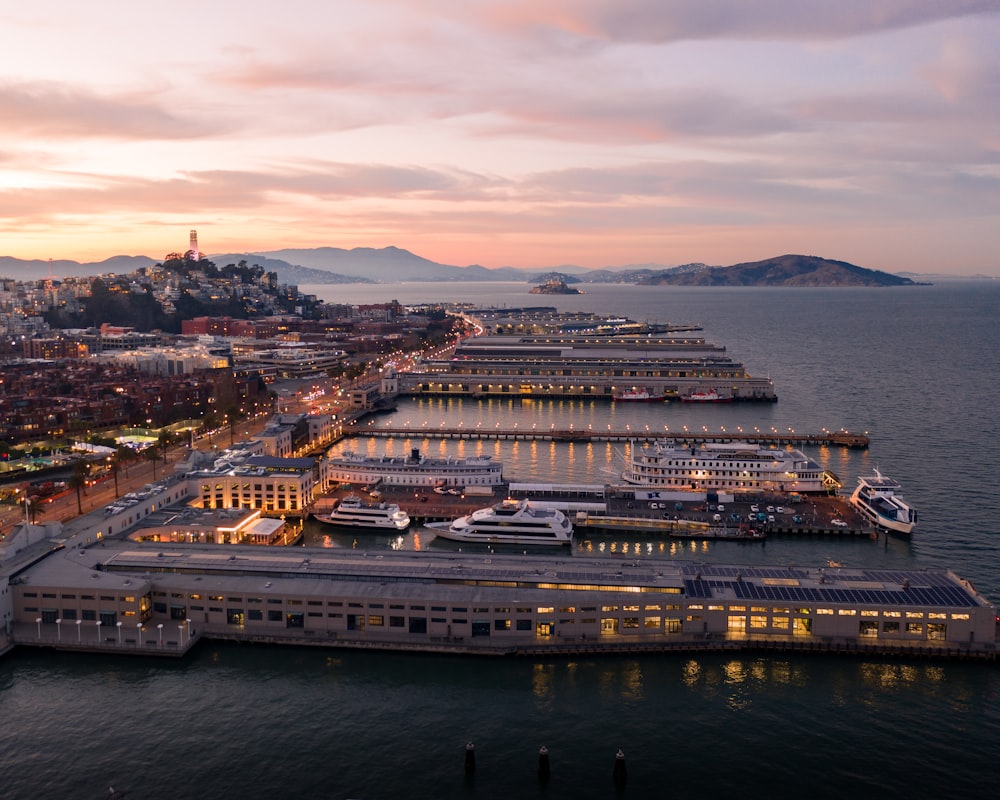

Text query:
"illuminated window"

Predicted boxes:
[[950, 613, 970, 620], [859, 620, 878, 638], [838, 609, 857, 616], [927, 623, 946, 640], [905, 611, 924, 619], [750, 615, 767, 629], [728, 605, 746, 612], [537, 607, 554, 614], [906, 622, 923, 635], [644, 616, 661, 629], [728, 616, 746, 633], [601, 618, 619, 635], [772, 616, 789, 629], [602, 605, 619, 612], [860, 610, 879, 617], [817, 608, 834, 615], [884, 610, 901, 618]]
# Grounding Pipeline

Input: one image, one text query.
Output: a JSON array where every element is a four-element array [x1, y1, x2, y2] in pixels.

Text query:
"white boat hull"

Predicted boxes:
[[314, 514, 410, 531], [427, 521, 572, 546]]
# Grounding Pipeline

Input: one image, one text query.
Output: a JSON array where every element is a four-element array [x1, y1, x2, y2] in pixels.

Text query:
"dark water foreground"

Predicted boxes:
[[3, 642, 1000, 799]]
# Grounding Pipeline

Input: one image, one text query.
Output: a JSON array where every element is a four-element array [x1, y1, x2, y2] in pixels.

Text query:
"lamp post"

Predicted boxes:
[[157, 623, 163, 646], [56, 618, 62, 641], [178, 623, 184, 646], [35, 617, 41, 639], [137, 622, 143, 648], [76, 619, 82, 641], [186, 618, 192, 642], [116, 621, 123, 645], [96, 620, 102, 642]]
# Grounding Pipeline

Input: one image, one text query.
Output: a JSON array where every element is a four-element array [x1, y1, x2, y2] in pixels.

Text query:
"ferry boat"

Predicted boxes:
[[680, 389, 732, 403], [621, 441, 828, 493], [324, 448, 502, 490], [427, 498, 573, 545], [313, 495, 411, 531], [612, 388, 664, 402], [849, 469, 917, 535]]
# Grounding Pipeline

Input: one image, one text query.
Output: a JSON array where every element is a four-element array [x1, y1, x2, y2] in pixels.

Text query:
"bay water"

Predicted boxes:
[[3, 281, 999, 798]]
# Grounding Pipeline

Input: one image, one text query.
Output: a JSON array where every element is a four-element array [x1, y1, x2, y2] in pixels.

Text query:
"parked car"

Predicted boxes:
[[831, 519, 848, 527]]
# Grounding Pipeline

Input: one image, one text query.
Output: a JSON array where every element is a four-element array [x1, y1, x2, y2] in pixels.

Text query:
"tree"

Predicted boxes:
[[68, 460, 90, 516]]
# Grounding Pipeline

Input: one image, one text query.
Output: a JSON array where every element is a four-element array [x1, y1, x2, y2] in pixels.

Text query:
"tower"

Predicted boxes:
[[189, 229, 200, 261]]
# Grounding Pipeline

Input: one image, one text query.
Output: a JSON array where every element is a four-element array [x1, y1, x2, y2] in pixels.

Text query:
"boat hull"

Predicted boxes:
[[426, 521, 572, 546], [848, 493, 915, 535], [313, 514, 410, 531]]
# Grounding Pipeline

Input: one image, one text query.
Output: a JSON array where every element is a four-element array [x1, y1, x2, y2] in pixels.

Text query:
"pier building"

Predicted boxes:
[[7, 542, 996, 661], [399, 331, 776, 401]]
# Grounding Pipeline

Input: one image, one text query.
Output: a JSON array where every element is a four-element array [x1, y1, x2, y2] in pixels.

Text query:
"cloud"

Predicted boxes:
[[476, 0, 1000, 44], [0, 80, 227, 140]]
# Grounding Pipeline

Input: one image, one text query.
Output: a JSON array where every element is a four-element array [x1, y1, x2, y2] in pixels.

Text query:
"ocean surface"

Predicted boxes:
[[3, 281, 1000, 799]]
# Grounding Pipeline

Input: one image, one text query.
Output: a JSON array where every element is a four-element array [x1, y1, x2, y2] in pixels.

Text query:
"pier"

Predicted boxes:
[[348, 425, 870, 449]]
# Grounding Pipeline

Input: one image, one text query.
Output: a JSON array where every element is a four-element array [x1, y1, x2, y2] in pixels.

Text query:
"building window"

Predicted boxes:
[[859, 620, 879, 638], [600, 618, 619, 635]]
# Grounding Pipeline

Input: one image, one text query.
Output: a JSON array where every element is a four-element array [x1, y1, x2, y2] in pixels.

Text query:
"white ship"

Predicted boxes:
[[849, 469, 917, 535], [313, 495, 411, 531], [621, 440, 829, 493], [427, 499, 573, 545], [325, 448, 502, 490]]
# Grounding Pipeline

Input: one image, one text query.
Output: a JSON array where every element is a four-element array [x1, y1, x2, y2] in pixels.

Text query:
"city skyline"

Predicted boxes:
[[1, 1, 998, 275]]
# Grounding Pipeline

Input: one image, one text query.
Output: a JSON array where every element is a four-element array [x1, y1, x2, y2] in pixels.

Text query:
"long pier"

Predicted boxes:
[[348, 425, 870, 449]]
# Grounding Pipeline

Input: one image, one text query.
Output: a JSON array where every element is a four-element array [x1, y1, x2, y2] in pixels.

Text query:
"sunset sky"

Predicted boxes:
[[1, 1, 998, 274]]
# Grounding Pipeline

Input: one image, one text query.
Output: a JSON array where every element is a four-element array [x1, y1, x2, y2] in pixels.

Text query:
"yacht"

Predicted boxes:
[[313, 495, 411, 531], [621, 440, 829, 493], [849, 469, 917, 535], [427, 499, 573, 545], [612, 387, 665, 402], [680, 389, 732, 403]]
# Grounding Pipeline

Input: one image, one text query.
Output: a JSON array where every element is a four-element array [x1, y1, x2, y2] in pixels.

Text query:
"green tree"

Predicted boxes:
[[68, 460, 90, 515]]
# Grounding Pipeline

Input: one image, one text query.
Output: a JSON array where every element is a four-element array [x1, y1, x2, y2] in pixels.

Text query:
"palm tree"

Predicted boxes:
[[68, 459, 90, 515]]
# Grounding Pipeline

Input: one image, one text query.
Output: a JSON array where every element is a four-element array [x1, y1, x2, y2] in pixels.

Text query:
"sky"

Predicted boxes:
[[1, 1, 998, 275]]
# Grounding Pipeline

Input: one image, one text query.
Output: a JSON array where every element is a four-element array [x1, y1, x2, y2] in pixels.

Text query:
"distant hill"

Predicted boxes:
[[1, 248, 922, 287], [253, 246, 528, 283], [629, 255, 920, 287]]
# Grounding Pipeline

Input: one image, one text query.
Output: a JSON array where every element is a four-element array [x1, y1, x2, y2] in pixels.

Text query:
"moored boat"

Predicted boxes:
[[426, 498, 573, 545], [612, 388, 665, 402], [848, 469, 917, 534], [680, 389, 732, 403], [313, 495, 411, 531]]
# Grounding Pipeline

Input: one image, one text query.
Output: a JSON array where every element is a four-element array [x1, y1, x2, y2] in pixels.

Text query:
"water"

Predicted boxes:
[[3, 281, 1000, 798]]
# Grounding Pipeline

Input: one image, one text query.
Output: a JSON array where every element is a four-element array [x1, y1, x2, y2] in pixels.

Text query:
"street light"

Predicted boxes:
[[96, 620, 102, 642], [35, 617, 41, 639], [137, 622, 143, 648], [157, 623, 163, 645], [116, 621, 123, 645], [76, 619, 82, 641], [56, 618, 62, 641]]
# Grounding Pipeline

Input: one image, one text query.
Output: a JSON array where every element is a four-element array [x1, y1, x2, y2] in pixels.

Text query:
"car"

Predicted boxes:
[[776, 506, 785, 514], [649, 502, 659, 509], [766, 506, 775, 513], [750, 504, 760, 513], [768, 515, 776, 523], [831, 519, 848, 527], [712, 513, 722, 522], [717, 504, 725, 512], [792, 515, 804, 524]]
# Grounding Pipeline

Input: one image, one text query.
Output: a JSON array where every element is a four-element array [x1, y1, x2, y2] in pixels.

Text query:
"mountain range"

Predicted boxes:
[[1, 248, 924, 287]]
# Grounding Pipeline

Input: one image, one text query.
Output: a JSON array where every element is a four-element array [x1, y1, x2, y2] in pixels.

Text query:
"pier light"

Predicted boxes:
[[76, 619, 82, 641], [35, 617, 41, 639], [137, 622, 143, 647], [56, 618, 62, 641], [116, 621, 123, 644], [178, 623, 184, 644], [157, 623, 164, 645], [96, 620, 102, 641]]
